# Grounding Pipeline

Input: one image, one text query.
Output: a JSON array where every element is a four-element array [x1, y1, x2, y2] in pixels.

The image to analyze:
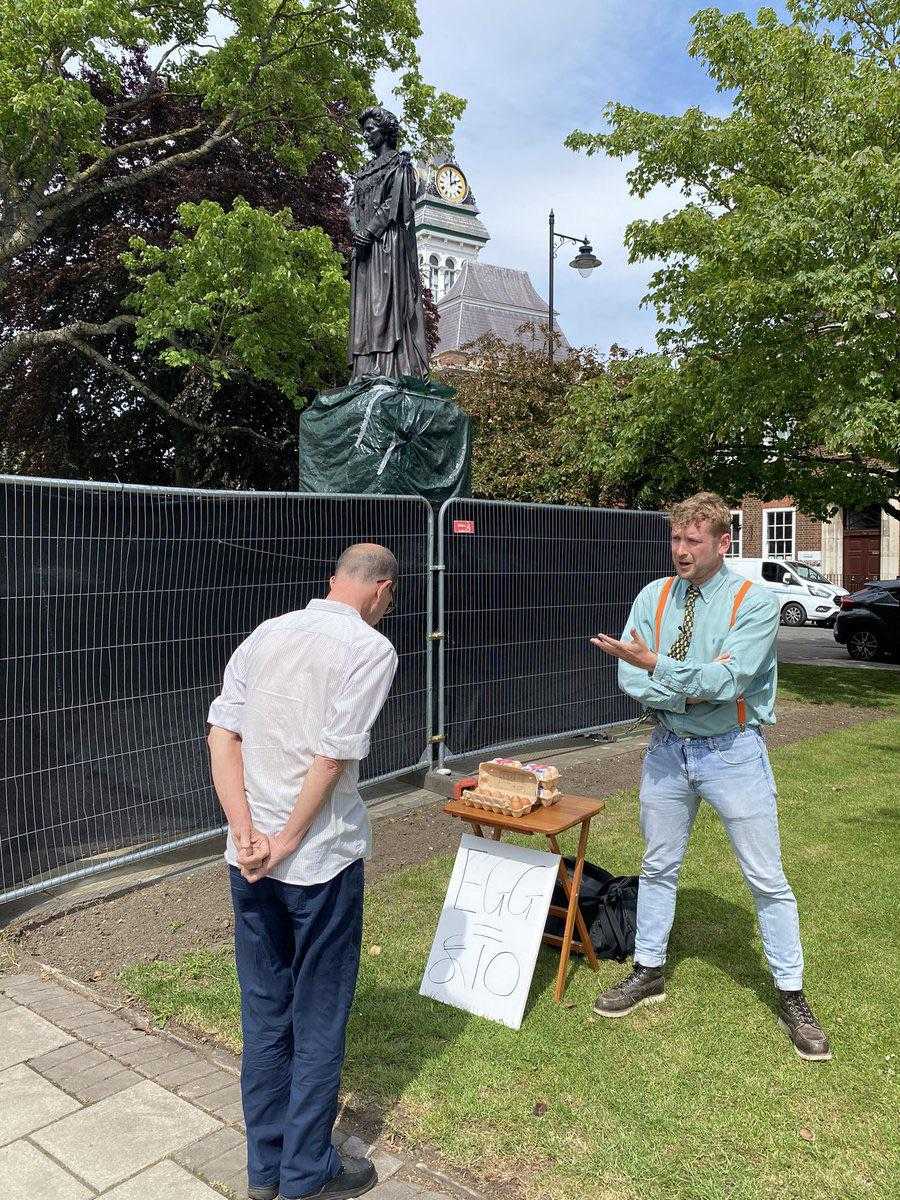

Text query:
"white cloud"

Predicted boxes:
[[372, 1, 788, 349], [369, 1, 693, 348], [190, 3, 793, 349]]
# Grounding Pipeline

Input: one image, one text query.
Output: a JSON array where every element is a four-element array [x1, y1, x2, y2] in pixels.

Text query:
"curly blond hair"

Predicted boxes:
[[669, 492, 732, 537]]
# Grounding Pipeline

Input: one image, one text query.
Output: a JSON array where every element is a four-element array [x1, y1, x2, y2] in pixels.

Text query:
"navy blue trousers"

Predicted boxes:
[[229, 859, 363, 1199]]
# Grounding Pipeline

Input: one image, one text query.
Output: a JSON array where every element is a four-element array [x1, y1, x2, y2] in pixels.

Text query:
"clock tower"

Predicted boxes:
[[415, 153, 490, 300]]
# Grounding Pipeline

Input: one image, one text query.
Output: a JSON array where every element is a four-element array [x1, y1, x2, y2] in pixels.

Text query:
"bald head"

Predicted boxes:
[[334, 543, 398, 585], [328, 543, 398, 626]]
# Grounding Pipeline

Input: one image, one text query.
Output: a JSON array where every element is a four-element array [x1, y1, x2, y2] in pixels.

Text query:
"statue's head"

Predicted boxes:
[[359, 106, 401, 151]]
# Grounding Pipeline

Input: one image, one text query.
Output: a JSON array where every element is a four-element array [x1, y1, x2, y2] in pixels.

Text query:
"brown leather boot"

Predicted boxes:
[[778, 990, 832, 1061]]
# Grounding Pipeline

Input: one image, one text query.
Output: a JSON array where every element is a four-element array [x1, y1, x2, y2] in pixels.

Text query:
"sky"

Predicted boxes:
[[388, 0, 791, 353]]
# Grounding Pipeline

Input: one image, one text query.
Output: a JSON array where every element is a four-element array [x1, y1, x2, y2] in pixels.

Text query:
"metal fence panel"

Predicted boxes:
[[1, 477, 432, 901], [437, 499, 671, 762]]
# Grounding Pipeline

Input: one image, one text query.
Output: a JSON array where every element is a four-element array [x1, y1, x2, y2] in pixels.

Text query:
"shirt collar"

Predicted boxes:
[[306, 598, 364, 621], [681, 564, 730, 603]]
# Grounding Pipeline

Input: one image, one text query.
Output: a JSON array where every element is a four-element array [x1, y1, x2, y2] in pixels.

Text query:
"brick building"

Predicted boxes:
[[728, 497, 900, 591]]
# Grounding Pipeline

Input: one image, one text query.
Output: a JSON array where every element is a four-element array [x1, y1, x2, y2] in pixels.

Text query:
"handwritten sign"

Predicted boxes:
[[420, 835, 560, 1029]]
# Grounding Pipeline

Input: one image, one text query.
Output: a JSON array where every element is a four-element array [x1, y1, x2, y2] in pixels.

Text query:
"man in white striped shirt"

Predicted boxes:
[[207, 543, 398, 1200]]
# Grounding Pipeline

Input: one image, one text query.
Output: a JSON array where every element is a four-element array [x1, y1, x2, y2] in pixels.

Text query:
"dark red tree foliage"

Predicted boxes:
[[1, 52, 357, 489]]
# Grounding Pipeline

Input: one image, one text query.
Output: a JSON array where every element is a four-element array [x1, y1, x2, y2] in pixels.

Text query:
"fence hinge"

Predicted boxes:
[[429, 630, 445, 641], [429, 734, 445, 744]]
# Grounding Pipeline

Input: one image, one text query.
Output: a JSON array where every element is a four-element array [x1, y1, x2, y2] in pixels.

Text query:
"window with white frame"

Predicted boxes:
[[725, 510, 742, 557], [764, 508, 795, 558], [445, 257, 456, 290], [428, 254, 439, 294]]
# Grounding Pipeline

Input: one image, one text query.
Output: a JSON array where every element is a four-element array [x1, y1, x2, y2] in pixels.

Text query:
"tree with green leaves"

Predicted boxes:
[[0, 47, 357, 486], [437, 328, 611, 505], [123, 197, 349, 401], [0, 0, 463, 474], [566, 1, 899, 521]]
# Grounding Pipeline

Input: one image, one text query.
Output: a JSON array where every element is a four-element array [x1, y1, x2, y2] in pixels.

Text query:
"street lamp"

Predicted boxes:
[[547, 209, 601, 364]]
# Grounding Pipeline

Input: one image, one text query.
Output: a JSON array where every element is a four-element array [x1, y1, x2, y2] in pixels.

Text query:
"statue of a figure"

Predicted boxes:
[[349, 107, 429, 382]]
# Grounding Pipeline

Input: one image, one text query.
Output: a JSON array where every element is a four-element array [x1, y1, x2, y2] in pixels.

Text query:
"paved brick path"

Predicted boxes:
[[0, 971, 463, 1200]]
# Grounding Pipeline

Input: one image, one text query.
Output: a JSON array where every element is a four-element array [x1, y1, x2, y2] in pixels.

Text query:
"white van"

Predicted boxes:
[[728, 558, 847, 627]]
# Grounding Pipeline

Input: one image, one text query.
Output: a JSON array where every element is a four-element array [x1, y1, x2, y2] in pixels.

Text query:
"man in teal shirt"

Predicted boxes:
[[591, 492, 831, 1061]]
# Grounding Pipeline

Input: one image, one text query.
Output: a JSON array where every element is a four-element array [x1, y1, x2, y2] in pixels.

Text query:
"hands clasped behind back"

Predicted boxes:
[[235, 827, 302, 883], [235, 826, 271, 882], [234, 754, 349, 884]]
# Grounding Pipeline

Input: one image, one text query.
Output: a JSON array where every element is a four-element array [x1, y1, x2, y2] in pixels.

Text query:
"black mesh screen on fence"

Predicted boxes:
[[439, 500, 671, 760], [1, 479, 432, 896], [1, 479, 672, 902]]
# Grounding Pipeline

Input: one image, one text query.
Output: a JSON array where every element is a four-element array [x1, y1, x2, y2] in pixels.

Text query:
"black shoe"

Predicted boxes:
[[248, 1187, 278, 1200], [778, 990, 832, 1061], [593, 963, 665, 1017], [289, 1154, 377, 1200]]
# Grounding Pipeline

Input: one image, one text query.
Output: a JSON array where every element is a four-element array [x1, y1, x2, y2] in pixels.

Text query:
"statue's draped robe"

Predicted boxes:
[[349, 149, 429, 381]]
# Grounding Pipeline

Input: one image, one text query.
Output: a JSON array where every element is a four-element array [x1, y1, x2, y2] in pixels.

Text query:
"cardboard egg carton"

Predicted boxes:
[[460, 760, 561, 818]]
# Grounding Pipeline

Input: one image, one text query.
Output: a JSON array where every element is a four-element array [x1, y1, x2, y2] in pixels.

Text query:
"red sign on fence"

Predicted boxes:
[[452, 519, 475, 534]]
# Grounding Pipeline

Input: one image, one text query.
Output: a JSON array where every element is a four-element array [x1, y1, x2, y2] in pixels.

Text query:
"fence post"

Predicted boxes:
[[433, 498, 454, 771]]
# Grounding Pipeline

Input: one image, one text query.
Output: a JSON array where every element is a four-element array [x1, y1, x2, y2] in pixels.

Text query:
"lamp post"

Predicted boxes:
[[547, 209, 601, 366]]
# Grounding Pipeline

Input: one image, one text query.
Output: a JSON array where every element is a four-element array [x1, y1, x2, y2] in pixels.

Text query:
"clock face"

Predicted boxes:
[[435, 164, 468, 204]]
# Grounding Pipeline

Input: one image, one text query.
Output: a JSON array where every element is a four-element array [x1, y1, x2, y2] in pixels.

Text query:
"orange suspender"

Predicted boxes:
[[653, 576, 753, 729], [731, 579, 752, 729], [653, 577, 676, 651], [730, 578, 753, 622]]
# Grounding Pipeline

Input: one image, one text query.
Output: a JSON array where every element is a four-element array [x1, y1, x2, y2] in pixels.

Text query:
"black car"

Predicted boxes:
[[834, 578, 900, 661]]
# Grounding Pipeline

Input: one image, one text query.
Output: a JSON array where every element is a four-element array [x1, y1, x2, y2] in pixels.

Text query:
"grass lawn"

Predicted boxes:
[[122, 672, 899, 1200], [777, 662, 899, 708]]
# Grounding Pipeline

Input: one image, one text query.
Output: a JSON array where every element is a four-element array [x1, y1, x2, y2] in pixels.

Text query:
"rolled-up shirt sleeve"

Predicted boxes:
[[207, 636, 253, 734], [317, 642, 398, 761]]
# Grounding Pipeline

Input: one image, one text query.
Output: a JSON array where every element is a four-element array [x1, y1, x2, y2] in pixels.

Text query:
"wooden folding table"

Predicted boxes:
[[443, 786, 605, 1002]]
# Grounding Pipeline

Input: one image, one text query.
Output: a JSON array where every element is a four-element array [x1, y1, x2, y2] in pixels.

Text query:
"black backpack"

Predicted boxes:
[[544, 859, 639, 963]]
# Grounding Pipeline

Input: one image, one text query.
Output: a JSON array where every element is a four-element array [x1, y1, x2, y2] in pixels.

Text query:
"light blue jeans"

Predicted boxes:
[[635, 725, 804, 990]]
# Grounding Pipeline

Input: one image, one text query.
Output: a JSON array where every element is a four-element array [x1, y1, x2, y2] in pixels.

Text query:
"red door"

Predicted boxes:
[[843, 530, 881, 592]]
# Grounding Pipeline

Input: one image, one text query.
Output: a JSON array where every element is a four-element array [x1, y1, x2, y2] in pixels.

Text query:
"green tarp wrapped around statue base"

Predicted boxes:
[[298, 375, 471, 504]]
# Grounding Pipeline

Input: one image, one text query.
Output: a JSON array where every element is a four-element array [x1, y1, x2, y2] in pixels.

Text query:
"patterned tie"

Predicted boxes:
[[667, 584, 700, 661]]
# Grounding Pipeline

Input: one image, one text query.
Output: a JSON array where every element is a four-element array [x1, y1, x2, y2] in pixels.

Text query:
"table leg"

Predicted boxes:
[[467, 821, 501, 842], [547, 832, 598, 971], [549, 820, 599, 1002]]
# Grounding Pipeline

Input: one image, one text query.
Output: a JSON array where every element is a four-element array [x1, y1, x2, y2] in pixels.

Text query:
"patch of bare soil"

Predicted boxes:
[[563, 695, 880, 794], [10, 698, 881, 1002]]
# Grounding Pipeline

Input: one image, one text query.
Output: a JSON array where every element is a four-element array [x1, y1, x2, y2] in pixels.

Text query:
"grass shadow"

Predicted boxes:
[[521, 943, 586, 1018], [342, 980, 471, 1140], [668, 887, 774, 1010], [778, 663, 900, 708], [844, 805, 900, 826]]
